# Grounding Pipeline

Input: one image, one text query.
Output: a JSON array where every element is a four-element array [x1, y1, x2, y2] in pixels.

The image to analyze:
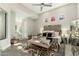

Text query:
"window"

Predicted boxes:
[[0, 9, 7, 40]]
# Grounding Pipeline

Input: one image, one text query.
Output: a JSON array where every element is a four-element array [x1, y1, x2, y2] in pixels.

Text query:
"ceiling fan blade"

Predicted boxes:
[[44, 4, 52, 7], [32, 4, 41, 6]]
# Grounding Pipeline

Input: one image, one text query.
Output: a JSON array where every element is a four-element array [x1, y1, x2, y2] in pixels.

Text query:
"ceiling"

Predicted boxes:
[[22, 3, 69, 14]]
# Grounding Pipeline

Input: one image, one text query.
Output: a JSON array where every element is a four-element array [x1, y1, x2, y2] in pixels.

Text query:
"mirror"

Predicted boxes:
[[0, 8, 7, 40]]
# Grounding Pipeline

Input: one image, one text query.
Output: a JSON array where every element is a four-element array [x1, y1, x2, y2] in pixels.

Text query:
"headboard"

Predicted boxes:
[[44, 25, 61, 32]]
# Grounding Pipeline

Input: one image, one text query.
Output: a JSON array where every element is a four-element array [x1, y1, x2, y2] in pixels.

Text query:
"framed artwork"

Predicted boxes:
[[58, 15, 64, 20], [51, 16, 55, 22], [45, 18, 48, 22]]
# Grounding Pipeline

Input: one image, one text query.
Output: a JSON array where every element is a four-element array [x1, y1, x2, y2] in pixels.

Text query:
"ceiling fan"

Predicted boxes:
[[32, 3, 52, 11]]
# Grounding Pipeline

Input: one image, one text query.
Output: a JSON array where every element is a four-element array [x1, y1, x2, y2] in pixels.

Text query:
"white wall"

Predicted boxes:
[[37, 3, 78, 33], [10, 11, 16, 38], [77, 4, 79, 18], [0, 3, 38, 50], [0, 4, 11, 50], [21, 18, 38, 38], [26, 19, 35, 35]]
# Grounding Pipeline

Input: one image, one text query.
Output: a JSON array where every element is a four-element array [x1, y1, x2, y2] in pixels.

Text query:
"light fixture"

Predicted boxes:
[[32, 3, 52, 11]]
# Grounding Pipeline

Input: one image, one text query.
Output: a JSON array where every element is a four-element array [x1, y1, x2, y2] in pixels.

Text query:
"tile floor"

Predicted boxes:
[[0, 39, 66, 56], [1, 44, 65, 56], [65, 44, 73, 56], [1, 39, 79, 56]]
